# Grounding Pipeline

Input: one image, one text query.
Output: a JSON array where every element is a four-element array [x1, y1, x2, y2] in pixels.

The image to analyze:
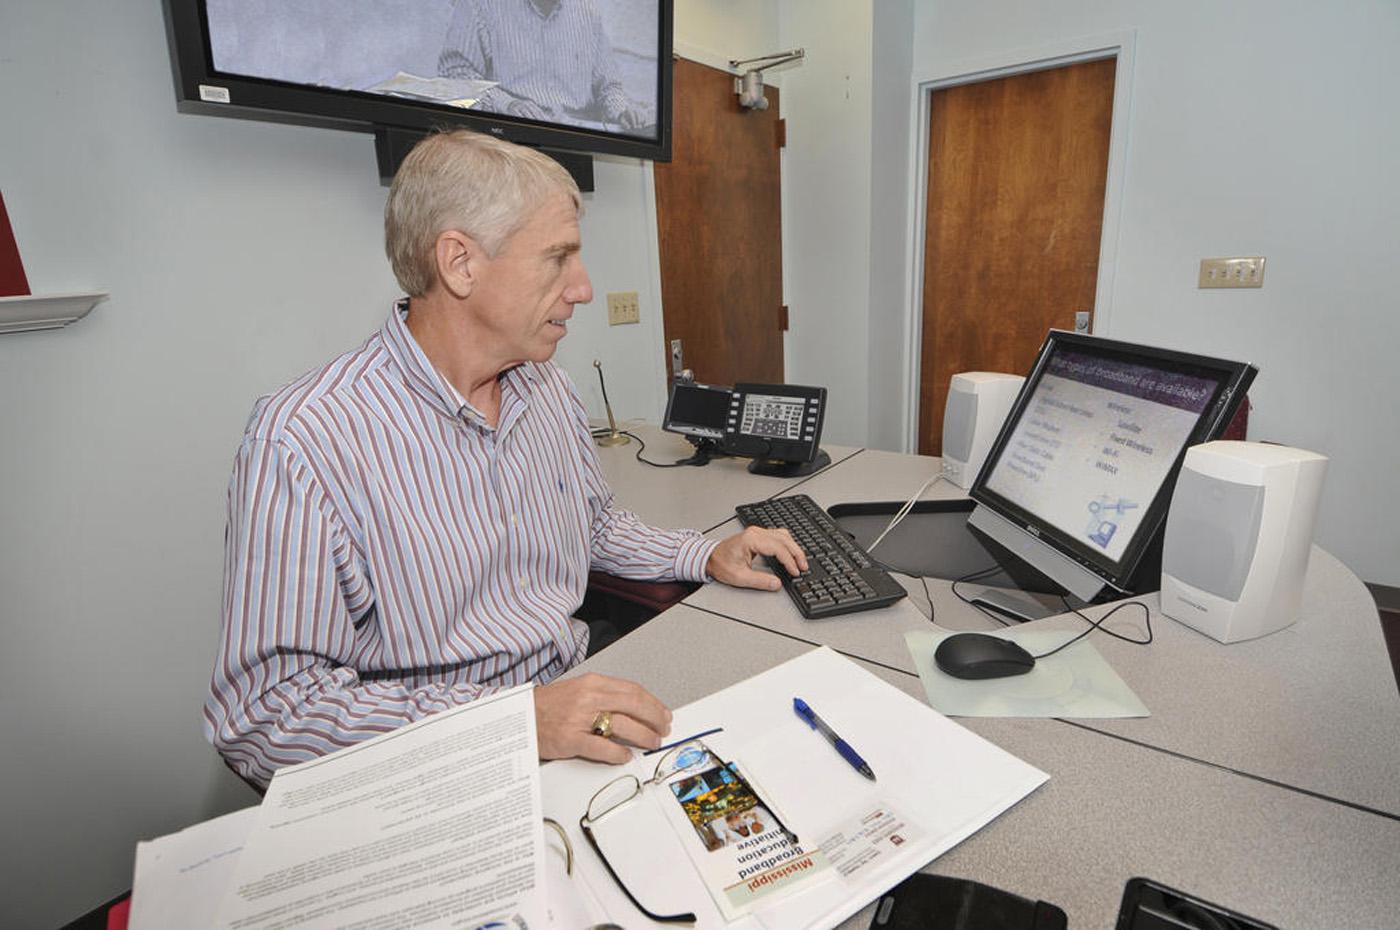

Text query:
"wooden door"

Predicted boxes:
[[918, 58, 1115, 454], [655, 58, 784, 387]]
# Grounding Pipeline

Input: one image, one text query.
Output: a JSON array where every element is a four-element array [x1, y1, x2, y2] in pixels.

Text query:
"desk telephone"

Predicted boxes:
[[664, 380, 829, 477]]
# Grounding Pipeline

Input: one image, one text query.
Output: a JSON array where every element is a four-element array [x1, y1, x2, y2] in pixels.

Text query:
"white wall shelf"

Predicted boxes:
[[0, 292, 107, 334]]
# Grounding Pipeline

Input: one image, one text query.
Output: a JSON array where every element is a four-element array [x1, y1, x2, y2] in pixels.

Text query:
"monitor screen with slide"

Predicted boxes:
[[967, 331, 1256, 603]]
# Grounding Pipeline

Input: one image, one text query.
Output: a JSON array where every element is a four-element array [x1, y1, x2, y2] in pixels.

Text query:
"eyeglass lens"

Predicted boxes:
[[587, 775, 640, 821], [654, 741, 715, 783]]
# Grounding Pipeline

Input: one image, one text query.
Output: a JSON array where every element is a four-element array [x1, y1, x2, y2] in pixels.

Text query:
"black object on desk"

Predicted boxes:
[[825, 499, 1052, 592], [870, 873, 1067, 930], [736, 494, 907, 619], [1116, 877, 1279, 930], [724, 383, 829, 477], [934, 632, 1037, 680], [827, 498, 1072, 620]]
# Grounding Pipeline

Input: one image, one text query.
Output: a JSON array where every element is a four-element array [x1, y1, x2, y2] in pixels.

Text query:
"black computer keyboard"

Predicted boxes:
[[735, 494, 908, 619]]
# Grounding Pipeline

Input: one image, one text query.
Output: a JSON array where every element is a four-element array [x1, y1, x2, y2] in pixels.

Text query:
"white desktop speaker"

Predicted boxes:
[[940, 372, 1025, 489], [1160, 441, 1328, 643]]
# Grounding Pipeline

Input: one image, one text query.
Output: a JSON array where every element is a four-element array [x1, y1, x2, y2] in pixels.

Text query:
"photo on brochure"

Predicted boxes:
[[668, 763, 772, 851], [661, 757, 827, 914]]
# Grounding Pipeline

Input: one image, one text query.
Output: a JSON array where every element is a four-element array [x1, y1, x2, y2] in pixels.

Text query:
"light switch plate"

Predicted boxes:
[[607, 291, 640, 325], [1199, 257, 1265, 289]]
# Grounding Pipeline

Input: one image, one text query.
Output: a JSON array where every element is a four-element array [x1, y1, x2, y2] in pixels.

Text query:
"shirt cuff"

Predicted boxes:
[[675, 536, 721, 583]]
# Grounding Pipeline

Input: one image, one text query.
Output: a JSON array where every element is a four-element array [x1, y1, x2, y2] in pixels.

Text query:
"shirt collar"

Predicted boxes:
[[381, 300, 539, 427], [527, 0, 562, 22]]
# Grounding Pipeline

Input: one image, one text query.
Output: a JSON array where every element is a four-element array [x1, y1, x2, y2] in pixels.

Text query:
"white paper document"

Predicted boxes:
[[214, 684, 545, 930], [541, 646, 1048, 930], [367, 71, 496, 108], [818, 805, 926, 881], [129, 805, 259, 930]]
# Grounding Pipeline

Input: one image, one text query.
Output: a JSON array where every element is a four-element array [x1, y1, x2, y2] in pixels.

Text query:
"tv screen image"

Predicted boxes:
[[205, 0, 660, 141], [164, 0, 674, 167]]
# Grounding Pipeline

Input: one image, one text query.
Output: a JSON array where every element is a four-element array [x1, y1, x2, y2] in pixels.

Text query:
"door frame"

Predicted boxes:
[[899, 31, 1138, 452]]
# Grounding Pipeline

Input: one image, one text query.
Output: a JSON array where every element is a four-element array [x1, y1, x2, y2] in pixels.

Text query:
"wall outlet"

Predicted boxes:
[[607, 291, 641, 325], [1199, 257, 1266, 288]]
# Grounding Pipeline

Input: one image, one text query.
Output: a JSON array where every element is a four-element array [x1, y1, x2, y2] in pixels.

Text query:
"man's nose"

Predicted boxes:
[[566, 265, 593, 304]]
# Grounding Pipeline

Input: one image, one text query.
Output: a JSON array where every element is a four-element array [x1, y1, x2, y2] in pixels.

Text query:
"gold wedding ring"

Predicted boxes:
[[590, 710, 613, 739]]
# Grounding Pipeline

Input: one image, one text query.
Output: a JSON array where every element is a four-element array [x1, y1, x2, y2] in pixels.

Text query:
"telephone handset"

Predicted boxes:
[[721, 383, 830, 477]]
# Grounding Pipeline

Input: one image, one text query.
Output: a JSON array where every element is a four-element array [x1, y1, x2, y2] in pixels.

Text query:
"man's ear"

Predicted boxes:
[[434, 230, 485, 299]]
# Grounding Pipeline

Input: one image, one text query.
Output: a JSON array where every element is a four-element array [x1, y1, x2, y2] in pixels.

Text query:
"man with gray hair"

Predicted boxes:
[[438, 0, 653, 132], [205, 130, 804, 789]]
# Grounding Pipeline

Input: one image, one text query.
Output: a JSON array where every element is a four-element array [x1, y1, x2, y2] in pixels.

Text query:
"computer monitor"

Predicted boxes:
[[966, 331, 1256, 603]]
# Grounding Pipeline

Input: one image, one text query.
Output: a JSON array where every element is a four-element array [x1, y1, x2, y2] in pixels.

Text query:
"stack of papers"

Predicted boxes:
[[129, 649, 1048, 929]]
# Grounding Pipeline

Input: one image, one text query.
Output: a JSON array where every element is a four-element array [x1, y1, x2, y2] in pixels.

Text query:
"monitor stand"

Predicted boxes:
[[676, 438, 724, 467], [969, 588, 1078, 623], [747, 449, 831, 478]]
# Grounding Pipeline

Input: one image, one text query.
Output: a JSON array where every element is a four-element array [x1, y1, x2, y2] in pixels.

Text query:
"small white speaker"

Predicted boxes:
[[1160, 441, 1328, 643], [940, 372, 1024, 489]]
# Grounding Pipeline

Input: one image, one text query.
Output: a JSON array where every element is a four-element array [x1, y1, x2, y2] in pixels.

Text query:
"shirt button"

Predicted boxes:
[[510, 514, 518, 526], [518, 576, 529, 588]]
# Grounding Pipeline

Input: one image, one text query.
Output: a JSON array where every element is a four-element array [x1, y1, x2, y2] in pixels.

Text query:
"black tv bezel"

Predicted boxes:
[[968, 330, 1256, 595], [161, 0, 674, 163]]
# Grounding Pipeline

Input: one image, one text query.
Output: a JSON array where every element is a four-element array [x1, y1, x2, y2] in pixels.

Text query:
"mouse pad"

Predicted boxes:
[[905, 629, 1149, 718]]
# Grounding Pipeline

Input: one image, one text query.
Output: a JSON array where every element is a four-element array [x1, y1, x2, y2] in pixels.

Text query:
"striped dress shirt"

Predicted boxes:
[[204, 305, 717, 787], [438, 0, 634, 123]]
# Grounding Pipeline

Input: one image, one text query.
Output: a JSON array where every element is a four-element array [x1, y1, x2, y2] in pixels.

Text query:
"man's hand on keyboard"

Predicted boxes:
[[707, 526, 808, 590]]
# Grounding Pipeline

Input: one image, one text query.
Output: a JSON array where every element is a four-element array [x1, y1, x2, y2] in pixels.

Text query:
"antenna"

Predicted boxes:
[[592, 360, 630, 447]]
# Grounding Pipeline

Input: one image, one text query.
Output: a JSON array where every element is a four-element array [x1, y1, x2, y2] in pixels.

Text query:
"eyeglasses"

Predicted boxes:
[[544, 818, 627, 930], [578, 739, 798, 924]]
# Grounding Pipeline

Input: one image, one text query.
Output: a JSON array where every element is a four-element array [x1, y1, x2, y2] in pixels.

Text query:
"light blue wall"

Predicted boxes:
[[776, 0, 874, 446], [0, 1, 778, 926], [866, 0, 916, 452], [894, 1, 1400, 584]]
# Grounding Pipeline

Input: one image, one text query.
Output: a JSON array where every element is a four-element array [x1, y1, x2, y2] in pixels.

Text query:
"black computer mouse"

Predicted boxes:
[[934, 633, 1037, 680]]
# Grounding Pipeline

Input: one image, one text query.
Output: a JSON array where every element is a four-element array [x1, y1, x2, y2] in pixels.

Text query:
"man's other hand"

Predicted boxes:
[[506, 96, 549, 121], [535, 672, 673, 764], [706, 526, 808, 591], [617, 106, 652, 132]]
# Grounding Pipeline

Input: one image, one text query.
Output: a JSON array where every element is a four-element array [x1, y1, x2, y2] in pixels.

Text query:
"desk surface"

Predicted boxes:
[[680, 444, 1400, 817], [570, 605, 1400, 930], [594, 423, 861, 533]]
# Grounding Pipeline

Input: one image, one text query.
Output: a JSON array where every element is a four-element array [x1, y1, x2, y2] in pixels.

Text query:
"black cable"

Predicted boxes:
[[599, 429, 697, 468], [1027, 598, 1153, 660], [862, 549, 938, 626]]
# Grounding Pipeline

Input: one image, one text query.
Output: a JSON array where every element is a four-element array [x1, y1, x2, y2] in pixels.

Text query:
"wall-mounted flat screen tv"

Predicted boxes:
[[163, 0, 673, 173]]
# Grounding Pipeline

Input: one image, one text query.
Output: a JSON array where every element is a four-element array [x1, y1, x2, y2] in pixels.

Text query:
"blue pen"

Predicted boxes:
[[793, 697, 876, 781]]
